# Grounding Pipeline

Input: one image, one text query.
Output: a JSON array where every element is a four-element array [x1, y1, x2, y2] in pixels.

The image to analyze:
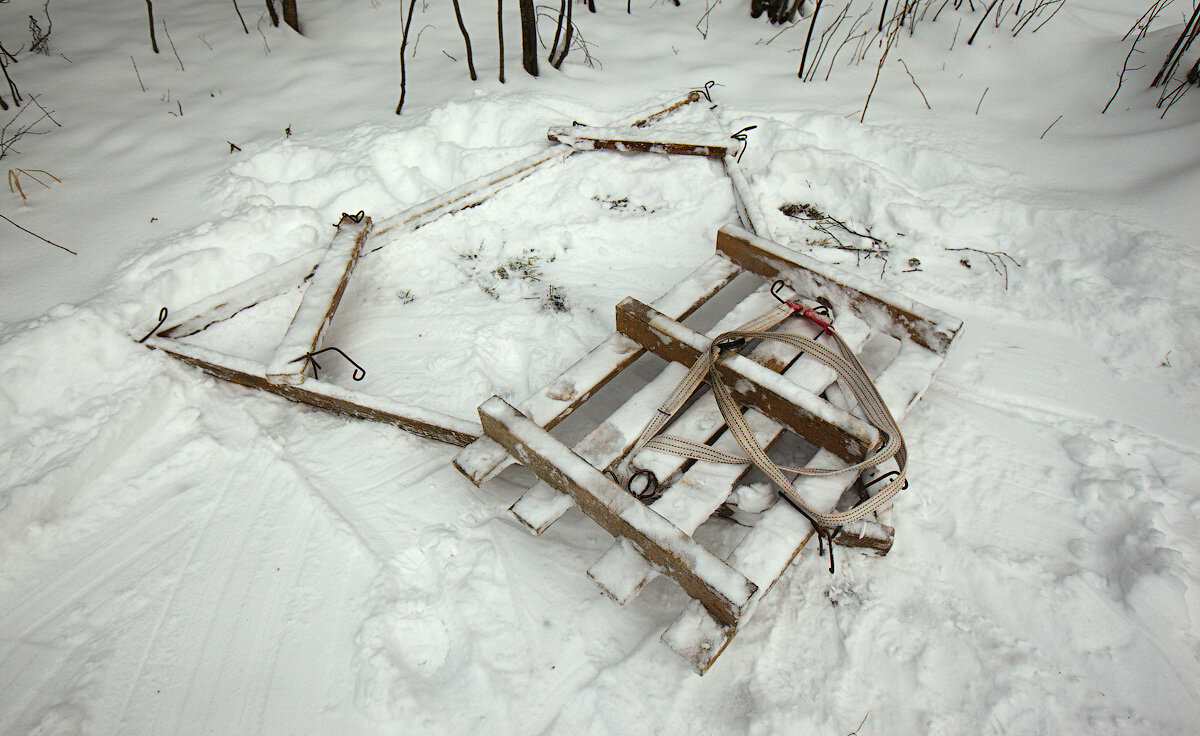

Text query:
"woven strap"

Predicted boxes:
[[614, 298, 906, 530]]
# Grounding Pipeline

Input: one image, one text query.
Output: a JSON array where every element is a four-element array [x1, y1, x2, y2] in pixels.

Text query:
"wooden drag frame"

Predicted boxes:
[[455, 225, 962, 673], [138, 89, 768, 447]]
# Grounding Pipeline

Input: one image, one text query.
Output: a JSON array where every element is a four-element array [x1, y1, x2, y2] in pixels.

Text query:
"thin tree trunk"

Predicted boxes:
[[519, 0, 538, 76], [551, 0, 573, 68], [265, 0, 280, 27], [280, 0, 300, 33], [549, 0, 566, 63], [497, 0, 506, 83], [146, 0, 160, 53], [798, 0, 823, 79], [450, 0, 478, 80], [395, 0, 419, 114]]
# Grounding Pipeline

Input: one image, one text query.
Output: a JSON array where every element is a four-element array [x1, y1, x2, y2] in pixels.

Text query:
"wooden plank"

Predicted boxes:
[[587, 309, 875, 604], [716, 225, 962, 354], [723, 157, 772, 239], [477, 397, 757, 628], [147, 337, 479, 446], [367, 91, 704, 255], [547, 125, 736, 159], [661, 341, 953, 673], [266, 215, 372, 385], [155, 251, 323, 339], [452, 253, 740, 487], [615, 297, 878, 461], [506, 284, 813, 536]]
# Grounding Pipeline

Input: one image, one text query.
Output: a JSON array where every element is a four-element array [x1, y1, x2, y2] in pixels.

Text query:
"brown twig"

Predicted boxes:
[[1, 212, 75, 254], [898, 58, 931, 108]]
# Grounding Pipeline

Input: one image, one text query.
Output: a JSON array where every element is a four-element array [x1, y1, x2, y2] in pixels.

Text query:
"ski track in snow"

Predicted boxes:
[[2, 2, 1199, 732]]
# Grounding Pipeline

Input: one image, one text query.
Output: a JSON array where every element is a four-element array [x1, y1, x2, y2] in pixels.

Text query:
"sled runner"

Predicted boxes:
[[454, 225, 962, 673]]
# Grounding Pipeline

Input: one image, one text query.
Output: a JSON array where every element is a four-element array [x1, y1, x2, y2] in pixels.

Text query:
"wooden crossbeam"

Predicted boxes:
[[716, 225, 962, 354], [477, 397, 758, 628], [614, 297, 879, 461], [547, 125, 737, 159]]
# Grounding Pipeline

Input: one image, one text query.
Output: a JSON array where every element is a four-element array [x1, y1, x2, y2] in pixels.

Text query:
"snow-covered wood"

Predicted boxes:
[[147, 336, 480, 446], [477, 397, 757, 627], [546, 125, 738, 158], [615, 296, 879, 460], [508, 283, 815, 535], [661, 340, 955, 673], [717, 225, 963, 354], [452, 253, 740, 486], [587, 309, 875, 604], [265, 214, 372, 386], [368, 91, 705, 255], [155, 250, 322, 340]]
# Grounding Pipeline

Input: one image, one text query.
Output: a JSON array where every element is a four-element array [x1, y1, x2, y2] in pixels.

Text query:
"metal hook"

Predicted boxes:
[[289, 346, 366, 381], [137, 307, 169, 343], [627, 468, 659, 499], [336, 210, 366, 226], [861, 470, 908, 493], [729, 125, 757, 163], [692, 80, 718, 102]]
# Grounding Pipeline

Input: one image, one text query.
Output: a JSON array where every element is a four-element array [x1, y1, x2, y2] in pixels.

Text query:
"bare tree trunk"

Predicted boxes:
[[265, 0, 280, 27], [146, 0, 160, 53], [450, 0, 478, 80], [519, 0, 538, 76], [395, 0, 419, 114], [550, 0, 573, 68], [280, 0, 300, 33], [497, 0, 506, 83]]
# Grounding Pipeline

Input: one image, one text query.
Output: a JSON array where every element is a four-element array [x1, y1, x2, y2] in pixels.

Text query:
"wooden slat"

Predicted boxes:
[[452, 253, 741, 486], [155, 251, 322, 339], [615, 297, 878, 461], [477, 397, 757, 628], [148, 337, 479, 446], [266, 215, 372, 385], [507, 284, 814, 535], [367, 91, 704, 255], [716, 225, 962, 354], [587, 309, 875, 604], [547, 125, 735, 159]]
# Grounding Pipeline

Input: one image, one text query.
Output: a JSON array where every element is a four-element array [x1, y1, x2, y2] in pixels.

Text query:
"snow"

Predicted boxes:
[[2, 0, 1199, 733]]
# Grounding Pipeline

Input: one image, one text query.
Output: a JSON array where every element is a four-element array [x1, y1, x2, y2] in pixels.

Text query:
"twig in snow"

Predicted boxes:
[[967, 0, 1000, 45], [0, 212, 75, 254], [497, 0, 505, 82], [163, 19, 184, 71], [1153, 5, 1199, 88], [1039, 113, 1061, 138], [946, 246, 1020, 289], [898, 58, 931, 108], [975, 85, 988, 114]]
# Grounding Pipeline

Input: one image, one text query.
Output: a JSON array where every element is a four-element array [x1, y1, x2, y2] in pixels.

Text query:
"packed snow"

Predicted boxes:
[[1, 0, 1198, 733]]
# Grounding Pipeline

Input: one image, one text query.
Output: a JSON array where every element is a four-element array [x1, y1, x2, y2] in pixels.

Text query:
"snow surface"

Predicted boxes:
[[1, 0, 1199, 733]]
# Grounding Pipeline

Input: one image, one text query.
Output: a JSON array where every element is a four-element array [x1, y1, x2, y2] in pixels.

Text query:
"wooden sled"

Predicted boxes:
[[454, 225, 962, 673], [138, 90, 765, 446]]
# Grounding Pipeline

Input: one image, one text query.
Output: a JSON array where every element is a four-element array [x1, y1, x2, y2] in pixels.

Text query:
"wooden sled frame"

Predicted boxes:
[[138, 89, 768, 447], [455, 225, 962, 673]]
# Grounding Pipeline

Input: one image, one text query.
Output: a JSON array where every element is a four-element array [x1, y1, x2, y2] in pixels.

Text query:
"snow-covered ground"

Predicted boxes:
[[1, 0, 1198, 733]]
